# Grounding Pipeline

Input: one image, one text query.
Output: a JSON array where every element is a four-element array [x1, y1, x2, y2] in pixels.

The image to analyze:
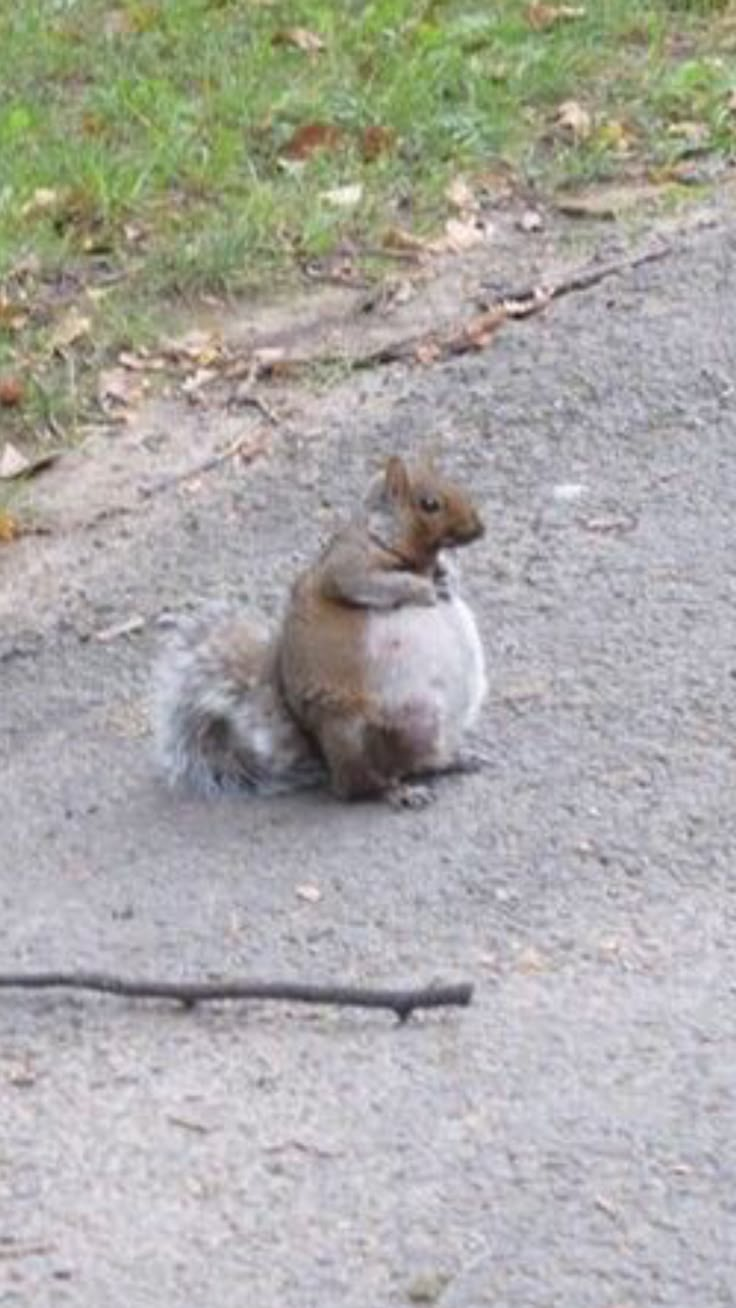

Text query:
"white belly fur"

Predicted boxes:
[[362, 596, 487, 766]]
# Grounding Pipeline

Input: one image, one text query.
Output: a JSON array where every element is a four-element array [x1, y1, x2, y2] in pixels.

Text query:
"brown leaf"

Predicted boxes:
[[450, 307, 507, 351], [728, 88, 736, 114], [0, 376, 24, 408], [361, 125, 395, 161], [280, 123, 346, 160], [0, 510, 19, 543], [0, 300, 29, 332], [382, 226, 431, 255], [554, 100, 592, 141], [272, 26, 325, 53], [526, 3, 586, 29]]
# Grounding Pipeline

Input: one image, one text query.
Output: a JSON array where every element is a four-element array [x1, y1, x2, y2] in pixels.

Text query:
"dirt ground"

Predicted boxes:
[[2, 195, 736, 1307]]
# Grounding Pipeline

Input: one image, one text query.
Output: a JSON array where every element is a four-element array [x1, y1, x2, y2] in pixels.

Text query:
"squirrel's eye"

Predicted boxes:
[[419, 495, 441, 513]]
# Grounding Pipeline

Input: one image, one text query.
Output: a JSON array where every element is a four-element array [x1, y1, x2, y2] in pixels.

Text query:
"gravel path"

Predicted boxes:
[[2, 212, 735, 1307]]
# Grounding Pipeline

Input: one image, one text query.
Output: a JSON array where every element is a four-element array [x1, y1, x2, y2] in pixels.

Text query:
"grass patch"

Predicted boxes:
[[1, 0, 735, 447]]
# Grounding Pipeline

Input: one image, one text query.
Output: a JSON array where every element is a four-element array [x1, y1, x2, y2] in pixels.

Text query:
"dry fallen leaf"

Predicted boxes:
[[0, 300, 29, 333], [0, 442, 61, 481], [555, 182, 659, 219], [20, 187, 60, 219], [526, 3, 586, 29], [94, 615, 146, 643], [49, 308, 92, 353], [595, 119, 634, 153], [162, 329, 221, 366], [414, 340, 442, 366], [272, 26, 325, 53], [434, 216, 492, 254], [0, 376, 24, 407], [445, 175, 478, 214], [666, 120, 708, 146], [517, 209, 544, 233], [515, 945, 550, 974], [181, 366, 218, 396], [118, 348, 166, 372], [382, 225, 431, 255], [0, 510, 19, 543], [103, 7, 138, 37], [450, 307, 507, 350], [280, 123, 347, 160], [361, 125, 395, 161], [98, 367, 146, 410], [0, 442, 30, 479], [555, 99, 592, 141], [321, 182, 363, 209], [7, 1058, 36, 1087], [295, 883, 322, 903]]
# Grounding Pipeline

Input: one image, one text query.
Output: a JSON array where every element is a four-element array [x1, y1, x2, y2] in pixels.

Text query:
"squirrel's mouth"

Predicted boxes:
[[448, 519, 485, 546]]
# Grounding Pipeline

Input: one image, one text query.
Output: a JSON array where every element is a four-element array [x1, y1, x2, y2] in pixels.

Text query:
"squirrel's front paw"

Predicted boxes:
[[387, 781, 435, 810], [433, 563, 454, 601]]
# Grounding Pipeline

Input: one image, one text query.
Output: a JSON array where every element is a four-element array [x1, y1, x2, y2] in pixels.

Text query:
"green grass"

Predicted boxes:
[[1, 0, 735, 448]]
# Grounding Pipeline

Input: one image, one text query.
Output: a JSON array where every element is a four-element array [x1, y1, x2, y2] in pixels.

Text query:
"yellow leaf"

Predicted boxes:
[[595, 119, 634, 153], [0, 509, 19, 542]]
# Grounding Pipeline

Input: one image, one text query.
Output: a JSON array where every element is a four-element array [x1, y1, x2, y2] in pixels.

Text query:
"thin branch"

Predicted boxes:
[[480, 242, 672, 310], [0, 971, 473, 1021], [263, 244, 674, 375]]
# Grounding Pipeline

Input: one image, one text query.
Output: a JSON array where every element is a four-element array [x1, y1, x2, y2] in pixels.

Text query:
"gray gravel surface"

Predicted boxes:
[[2, 213, 736, 1308]]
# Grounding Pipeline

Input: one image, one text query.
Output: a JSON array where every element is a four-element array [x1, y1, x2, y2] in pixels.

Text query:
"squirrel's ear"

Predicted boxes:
[[384, 456, 411, 503]]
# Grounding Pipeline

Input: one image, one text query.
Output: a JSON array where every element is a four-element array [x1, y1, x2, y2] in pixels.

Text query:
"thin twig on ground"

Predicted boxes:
[[480, 242, 672, 309], [0, 971, 473, 1020]]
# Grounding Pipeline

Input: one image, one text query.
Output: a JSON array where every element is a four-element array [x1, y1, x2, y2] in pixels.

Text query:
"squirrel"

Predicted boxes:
[[153, 456, 487, 807]]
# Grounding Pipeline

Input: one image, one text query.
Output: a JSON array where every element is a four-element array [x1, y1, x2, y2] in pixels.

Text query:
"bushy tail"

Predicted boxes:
[[152, 603, 325, 796]]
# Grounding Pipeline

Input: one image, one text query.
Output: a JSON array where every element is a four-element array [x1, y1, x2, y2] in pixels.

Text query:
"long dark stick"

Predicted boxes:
[[0, 972, 472, 1020], [481, 243, 672, 309]]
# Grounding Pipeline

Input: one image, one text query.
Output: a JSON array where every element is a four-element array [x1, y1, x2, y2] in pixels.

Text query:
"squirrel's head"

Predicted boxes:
[[369, 456, 485, 565]]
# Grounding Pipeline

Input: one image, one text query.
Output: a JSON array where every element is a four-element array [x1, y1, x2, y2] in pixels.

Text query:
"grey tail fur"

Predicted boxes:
[[152, 603, 325, 797]]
